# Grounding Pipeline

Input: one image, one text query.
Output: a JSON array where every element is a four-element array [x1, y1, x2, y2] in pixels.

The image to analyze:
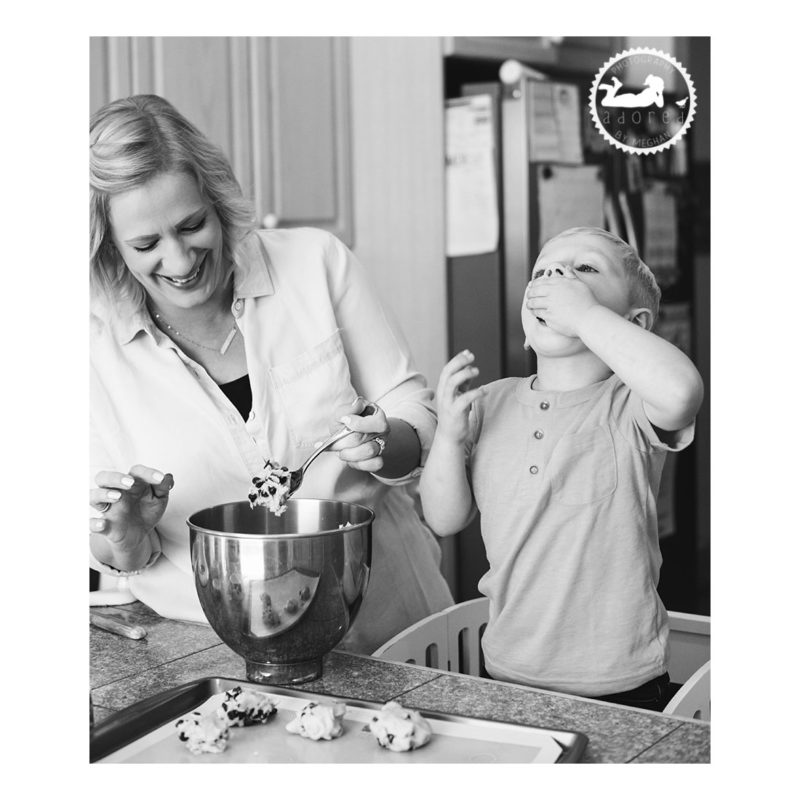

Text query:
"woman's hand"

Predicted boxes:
[[90, 465, 174, 554], [327, 397, 390, 473], [435, 350, 484, 446]]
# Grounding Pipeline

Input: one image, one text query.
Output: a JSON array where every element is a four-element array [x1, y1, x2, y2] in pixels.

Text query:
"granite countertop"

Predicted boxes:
[[90, 602, 709, 763]]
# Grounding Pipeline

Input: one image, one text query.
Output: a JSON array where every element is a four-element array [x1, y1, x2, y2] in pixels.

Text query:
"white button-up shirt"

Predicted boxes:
[[90, 228, 452, 653]]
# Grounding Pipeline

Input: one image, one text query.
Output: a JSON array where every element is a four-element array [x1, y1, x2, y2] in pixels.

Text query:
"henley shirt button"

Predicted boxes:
[[529, 465, 539, 474], [534, 429, 544, 439], [540, 401, 550, 410]]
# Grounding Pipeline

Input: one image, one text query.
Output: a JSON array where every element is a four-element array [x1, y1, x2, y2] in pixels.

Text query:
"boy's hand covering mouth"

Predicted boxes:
[[529, 265, 568, 325], [527, 267, 597, 337]]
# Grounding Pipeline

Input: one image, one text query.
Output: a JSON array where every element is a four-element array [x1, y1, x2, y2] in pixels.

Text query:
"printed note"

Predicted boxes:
[[536, 164, 605, 248], [445, 95, 500, 257], [528, 81, 583, 165]]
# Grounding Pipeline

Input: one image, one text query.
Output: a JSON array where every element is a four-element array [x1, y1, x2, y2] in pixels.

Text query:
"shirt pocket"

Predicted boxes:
[[549, 425, 618, 507], [268, 330, 358, 448]]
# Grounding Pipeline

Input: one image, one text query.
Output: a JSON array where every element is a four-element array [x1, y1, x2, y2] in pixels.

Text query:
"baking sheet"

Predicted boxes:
[[92, 678, 587, 763]]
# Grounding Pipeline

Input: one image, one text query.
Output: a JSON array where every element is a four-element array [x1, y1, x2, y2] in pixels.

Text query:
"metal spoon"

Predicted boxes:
[[285, 402, 378, 498]]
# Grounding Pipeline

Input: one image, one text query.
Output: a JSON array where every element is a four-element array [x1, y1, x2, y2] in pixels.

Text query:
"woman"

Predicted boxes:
[[89, 94, 453, 654]]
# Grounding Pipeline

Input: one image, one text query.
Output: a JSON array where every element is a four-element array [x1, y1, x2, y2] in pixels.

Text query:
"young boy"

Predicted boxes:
[[420, 227, 704, 710]]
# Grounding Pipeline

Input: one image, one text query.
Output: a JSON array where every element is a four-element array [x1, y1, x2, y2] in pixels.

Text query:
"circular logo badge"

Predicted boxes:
[[589, 47, 696, 156]]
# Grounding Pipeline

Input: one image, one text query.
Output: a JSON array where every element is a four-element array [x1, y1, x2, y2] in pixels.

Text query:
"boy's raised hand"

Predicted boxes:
[[527, 266, 597, 337], [435, 350, 484, 445]]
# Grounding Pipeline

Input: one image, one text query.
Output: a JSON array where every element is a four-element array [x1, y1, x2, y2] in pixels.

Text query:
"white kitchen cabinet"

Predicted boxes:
[[89, 37, 352, 245], [348, 37, 448, 388], [251, 37, 352, 244]]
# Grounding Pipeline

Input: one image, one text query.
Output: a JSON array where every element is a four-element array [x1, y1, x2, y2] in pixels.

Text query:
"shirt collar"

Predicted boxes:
[[231, 230, 275, 300], [92, 230, 275, 346], [515, 373, 617, 408]]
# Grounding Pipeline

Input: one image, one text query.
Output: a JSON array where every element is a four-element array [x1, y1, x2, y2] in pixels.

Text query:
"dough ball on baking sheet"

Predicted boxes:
[[217, 686, 277, 727], [175, 711, 230, 754], [367, 701, 433, 752], [285, 700, 347, 741]]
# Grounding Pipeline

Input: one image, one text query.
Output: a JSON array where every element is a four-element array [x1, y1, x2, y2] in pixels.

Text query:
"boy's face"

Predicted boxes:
[[521, 231, 634, 354]]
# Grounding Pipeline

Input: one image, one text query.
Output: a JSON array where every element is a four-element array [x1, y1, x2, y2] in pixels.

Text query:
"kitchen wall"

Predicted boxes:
[[348, 37, 448, 389], [347, 37, 455, 591]]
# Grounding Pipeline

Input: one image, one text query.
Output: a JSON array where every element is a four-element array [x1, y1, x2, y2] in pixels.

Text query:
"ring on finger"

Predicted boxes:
[[96, 501, 112, 514], [373, 436, 386, 457]]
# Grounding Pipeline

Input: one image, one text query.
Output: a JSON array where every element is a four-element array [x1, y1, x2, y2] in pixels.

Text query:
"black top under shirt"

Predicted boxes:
[[218, 373, 252, 421]]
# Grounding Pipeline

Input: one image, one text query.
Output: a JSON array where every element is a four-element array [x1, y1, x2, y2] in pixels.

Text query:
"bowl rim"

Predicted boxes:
[[185, 498, 375, 540]]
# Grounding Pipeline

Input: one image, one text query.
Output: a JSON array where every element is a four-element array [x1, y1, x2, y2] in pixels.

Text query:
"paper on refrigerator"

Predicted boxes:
[[528, 81, 584, 165], [445, 95, 499, 257], [536, 164, 605, 249]]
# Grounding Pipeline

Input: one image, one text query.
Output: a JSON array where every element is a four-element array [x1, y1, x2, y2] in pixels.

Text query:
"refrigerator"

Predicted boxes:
[[444, 51, 710, 614]]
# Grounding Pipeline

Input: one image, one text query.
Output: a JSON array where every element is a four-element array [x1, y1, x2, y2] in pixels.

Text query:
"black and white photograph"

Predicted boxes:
[[84, 34, 715, 769], [7, 0, 800, 787], [1, 2, 789, 786]]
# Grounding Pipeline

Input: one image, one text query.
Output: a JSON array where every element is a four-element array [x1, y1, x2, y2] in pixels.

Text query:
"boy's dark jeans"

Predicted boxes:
[[591, 672, 672, 712], [481, 666, 674, 713]]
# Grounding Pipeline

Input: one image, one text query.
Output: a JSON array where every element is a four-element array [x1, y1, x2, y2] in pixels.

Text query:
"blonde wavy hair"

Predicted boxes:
[[90, 94, 255, 308]]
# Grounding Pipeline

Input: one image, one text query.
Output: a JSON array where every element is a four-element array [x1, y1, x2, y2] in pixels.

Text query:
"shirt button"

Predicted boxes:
[[529, 465, 539, 474], [540, 401, 550, 410], [233, 299, 243, 317], [534, 430, 544, 439]]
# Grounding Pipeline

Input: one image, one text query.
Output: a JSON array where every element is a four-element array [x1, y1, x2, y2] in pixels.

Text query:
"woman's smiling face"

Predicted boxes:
[[108, 170, 226, 313]]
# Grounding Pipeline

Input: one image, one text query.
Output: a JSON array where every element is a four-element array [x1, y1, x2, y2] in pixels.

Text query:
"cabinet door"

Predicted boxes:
[[89, 37, 252, 201], [141, 38, 251, 184], [251, 37, 352, 245], [89, 37, 111, 114]]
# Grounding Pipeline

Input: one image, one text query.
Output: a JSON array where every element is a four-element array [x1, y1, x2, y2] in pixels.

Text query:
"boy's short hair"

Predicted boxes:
[[547, 227, 661, 322]]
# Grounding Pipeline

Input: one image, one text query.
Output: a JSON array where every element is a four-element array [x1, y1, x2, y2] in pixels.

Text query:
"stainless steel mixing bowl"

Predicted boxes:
[[187, 499, 372, 685]]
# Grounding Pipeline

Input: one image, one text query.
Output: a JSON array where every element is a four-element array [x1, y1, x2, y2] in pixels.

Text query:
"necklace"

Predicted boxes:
[[153, 311, 239, 356]]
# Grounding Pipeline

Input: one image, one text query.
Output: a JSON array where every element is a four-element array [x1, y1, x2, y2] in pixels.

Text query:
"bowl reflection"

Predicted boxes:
[[188, 499, 372, 684]]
